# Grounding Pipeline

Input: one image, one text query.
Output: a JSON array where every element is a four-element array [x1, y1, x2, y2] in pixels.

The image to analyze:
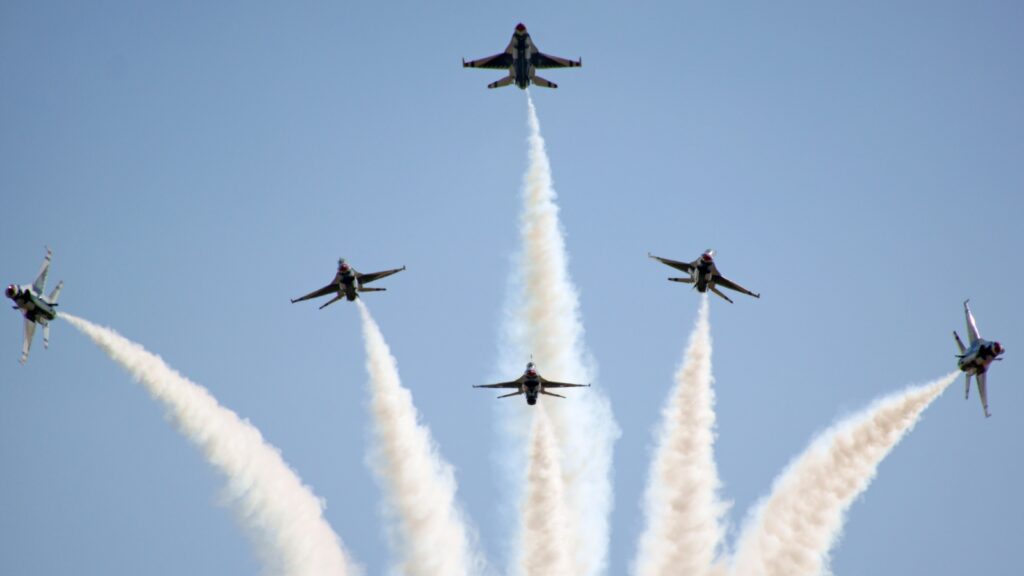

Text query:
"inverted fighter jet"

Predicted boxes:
[[648, 249, 760, 303], [474, 361, 589, 405], [954, 300, 1005, 418], [291, 258, 405, 309], [6, 247, 63, 364], [463, 23, 581, 89]]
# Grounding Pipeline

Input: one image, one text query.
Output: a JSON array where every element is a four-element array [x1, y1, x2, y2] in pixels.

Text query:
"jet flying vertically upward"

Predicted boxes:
[[6, 247, 63, 364], [474, 360, 589, 405], [291, 258, 405, 309], [954, 300, 1005, 418], [648, 249, 760, 303], [463, 23, 581, 90]]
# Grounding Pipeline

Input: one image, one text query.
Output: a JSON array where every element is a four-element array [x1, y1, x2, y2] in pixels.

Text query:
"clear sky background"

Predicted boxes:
[[2, 2, 1022, 575]]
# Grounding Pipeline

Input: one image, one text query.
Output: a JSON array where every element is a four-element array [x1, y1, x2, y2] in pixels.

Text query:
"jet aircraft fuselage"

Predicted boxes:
[[648, 249, 761, 304], [953, 300, 1005, 417], [957, 339, 1004, 376], [474, 361, 589, 405], [6, 284, 57, 324], [291, 257, 405, 309], [463, 23, 581, 90], [7, 247, 63, 363]]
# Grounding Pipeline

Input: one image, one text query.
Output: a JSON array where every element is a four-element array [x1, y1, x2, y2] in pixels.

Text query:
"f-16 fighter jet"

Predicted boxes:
[[463, 23, 581, 89], [648, 249, 760, 303], [474, 361, 589, 405], [291, 258, 405, 309], [954, 300, 1005, 418], [6, 247, 63, 364]]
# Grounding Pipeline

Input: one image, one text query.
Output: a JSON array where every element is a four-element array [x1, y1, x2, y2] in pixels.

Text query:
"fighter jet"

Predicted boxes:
[[474, 361, 589, 405], [6, 247, 63, 364], [463, 23, 581, 89], [291, 258, 405, 309], [648, 249, 760, 303], [954, 300, 1005, 418]]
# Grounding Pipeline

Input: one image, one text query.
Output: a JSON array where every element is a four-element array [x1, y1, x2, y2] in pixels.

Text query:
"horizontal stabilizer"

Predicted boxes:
[[531, 75, 558, 89], [318, 294, 345, 310], [358, 287, 386, 293], [709, 286, 734, 304], [668, 277, 694, 284], [540, 390, 566, 399], [48, 281, 63, 304], [497, 390, 524, 399], [488, 75, 515, 89]]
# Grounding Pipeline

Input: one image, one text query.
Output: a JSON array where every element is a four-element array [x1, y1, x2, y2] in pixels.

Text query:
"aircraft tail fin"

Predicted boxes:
[[43, 323, 50, 349], [531, 75, 558, 89], [953, 331, 966, 355], [48, 281, 63, 305], [709, 285, 735, 304], [488, 75, 515, 89], [964, 373, 971, 399]]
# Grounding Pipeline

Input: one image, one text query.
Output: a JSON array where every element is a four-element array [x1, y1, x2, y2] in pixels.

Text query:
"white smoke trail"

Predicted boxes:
[[634, 296, 728, 576], [355, 301, 480, 576], [61, 313, 358, 576], [520, 405, 575, 576], [731, 372, 957, 576], [500, 94, 620, 576]]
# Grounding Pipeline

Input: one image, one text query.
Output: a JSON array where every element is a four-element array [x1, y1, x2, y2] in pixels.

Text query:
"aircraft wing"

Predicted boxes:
[[964, 300, 981, 344], [976, 371, 991, 417], [474, 379, 522, 389], [31, 248, 52, 295], [358, 266, 406, 285], [532, 52, 581, 69], [20, 319, 35, 364], [714, 275, 760, 298], [290, 283, 337, 303], [463, 52, 514, 70], [541, 377, 589, 389], [648, 253, 694, 274]]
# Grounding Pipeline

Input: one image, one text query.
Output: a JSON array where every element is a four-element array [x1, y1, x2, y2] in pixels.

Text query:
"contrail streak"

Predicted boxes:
[[499, 94, 619, 576], [61, 313, 358, 576], [519, 405, 574, 576], [356, 301, 480, 576], [634, 296, 728, 576], [731, 372, 957, 576]]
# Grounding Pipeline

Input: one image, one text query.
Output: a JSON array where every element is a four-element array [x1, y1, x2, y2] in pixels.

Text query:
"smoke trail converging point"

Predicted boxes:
[[634, 296, 728, 576], [731, 372, 958, 576], [61, 313, 358, 576], [499, 94, 620, 576], [520, 405, 575, 576], [356, 301, 480, 576]]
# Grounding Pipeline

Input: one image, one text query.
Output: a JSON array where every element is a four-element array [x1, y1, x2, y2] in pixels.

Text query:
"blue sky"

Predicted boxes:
[[2, 2, 1022, 574]]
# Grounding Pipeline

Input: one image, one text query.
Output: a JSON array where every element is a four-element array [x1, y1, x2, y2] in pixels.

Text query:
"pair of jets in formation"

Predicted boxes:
[[287, 258, 585, 405], [9, 250, 1003, 415]]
